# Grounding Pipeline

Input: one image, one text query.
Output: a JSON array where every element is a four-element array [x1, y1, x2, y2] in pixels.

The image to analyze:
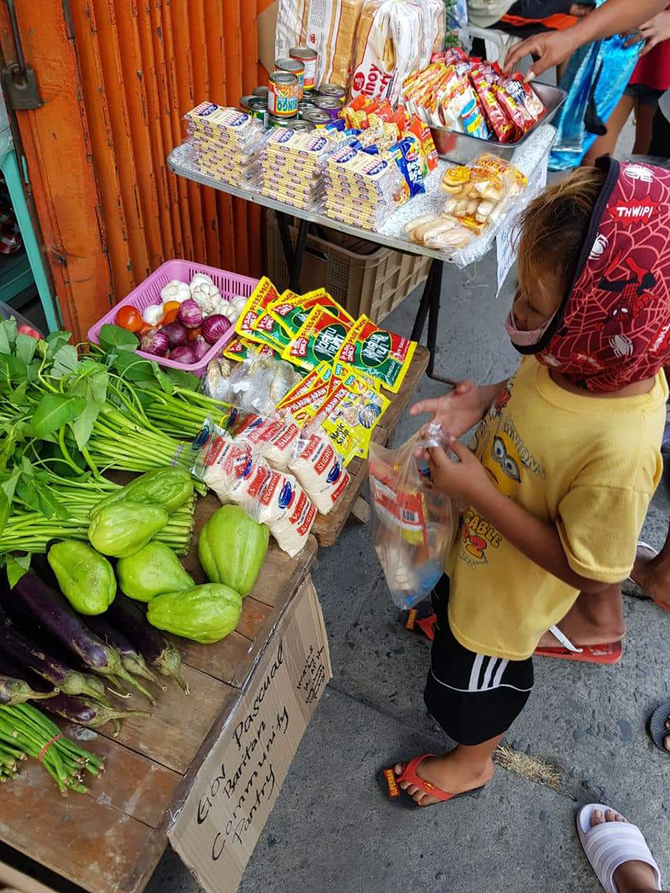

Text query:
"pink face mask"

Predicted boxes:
[[504, 307, 557, 347]]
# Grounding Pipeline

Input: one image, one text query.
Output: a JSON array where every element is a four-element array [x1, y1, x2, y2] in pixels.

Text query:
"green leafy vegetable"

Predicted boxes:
[[99, 324, 138, 352], [31, 394, 87, 439]]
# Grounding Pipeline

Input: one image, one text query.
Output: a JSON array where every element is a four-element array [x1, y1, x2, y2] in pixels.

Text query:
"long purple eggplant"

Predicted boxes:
[[106, 593, 187, 692], [0, 674, 59, 706], [85, 614, 165, 689], [0, 601, 110, 704], [9, 573, 156, 705]]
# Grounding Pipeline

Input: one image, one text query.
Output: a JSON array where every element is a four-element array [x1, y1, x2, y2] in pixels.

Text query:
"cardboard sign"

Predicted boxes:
[[169, 577, 331, 893], [496, 153, 549, 297]]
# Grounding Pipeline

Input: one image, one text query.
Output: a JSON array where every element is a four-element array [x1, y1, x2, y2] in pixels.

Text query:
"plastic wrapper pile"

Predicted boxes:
[[369, 429, 459, 609], [403, 46, 546, 142]]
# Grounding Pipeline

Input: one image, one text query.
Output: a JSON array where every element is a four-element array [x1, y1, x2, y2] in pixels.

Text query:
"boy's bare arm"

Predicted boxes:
[[427, 441, 610, 593]]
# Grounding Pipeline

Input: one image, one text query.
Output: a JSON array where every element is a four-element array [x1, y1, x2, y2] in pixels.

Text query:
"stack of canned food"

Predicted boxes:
[[240, 48, 347, 133]]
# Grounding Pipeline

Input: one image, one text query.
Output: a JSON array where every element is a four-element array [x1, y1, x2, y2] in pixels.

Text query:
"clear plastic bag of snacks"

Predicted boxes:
[[368, 429, 458, 609]]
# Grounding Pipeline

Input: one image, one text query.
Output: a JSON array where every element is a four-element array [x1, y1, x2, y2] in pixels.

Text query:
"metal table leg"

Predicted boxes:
[[411, 258, 455, 385], [276, 210, 309, 293]]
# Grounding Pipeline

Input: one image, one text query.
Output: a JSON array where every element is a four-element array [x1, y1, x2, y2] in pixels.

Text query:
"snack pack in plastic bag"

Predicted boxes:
[[203, 349, 302, 417], [368, 429, 458, 608]]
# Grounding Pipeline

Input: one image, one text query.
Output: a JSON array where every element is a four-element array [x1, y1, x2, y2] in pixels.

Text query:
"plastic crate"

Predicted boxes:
[[87, 259, 259, 376], [266, 213, 431, 324]]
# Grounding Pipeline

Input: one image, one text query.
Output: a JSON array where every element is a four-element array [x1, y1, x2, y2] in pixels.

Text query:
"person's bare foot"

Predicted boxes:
[[630, 544, 670, 610], [394, 752, 493, 806], [590, 808, 661, 892]]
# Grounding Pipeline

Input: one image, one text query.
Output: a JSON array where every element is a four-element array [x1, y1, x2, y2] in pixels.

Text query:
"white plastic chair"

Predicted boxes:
[[467, 24, 525, 71]]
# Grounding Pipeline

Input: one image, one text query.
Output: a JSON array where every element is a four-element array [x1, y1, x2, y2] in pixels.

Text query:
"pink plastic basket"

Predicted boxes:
[[87, 259, 259, 376]]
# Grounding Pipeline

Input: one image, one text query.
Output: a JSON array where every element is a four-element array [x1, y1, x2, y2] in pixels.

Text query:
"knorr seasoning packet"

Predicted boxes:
[[223, 336, 279, 362], [335, 315, 416, 392], [269, 288, 353, 338], [282, 307, 352, 372], [235, 277, 284, 350], [313, 369, 390, 464]]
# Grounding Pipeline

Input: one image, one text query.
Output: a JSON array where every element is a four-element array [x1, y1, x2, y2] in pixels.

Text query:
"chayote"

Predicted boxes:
[[88, 502, 169, 558], [198, 505, 269, 597], [147, 584, 243, 644], [48, 540, 116, 615], [90, 468, 194, 521], [117, 542, 194, 602]]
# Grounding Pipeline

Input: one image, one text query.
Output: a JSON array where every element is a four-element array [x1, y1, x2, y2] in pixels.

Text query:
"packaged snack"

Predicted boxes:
[[470, 68, 518, 143], [282, 307, 352, 371], [268, 289, 353, 337], [335, 315, 416, 393], [223, 336, 279, 363], [276, 362, 337, 426], [407, 116, 439, 172], [235, 277, 284, 350], [288, 428, 350, 514], [389, 135, 426, 197]]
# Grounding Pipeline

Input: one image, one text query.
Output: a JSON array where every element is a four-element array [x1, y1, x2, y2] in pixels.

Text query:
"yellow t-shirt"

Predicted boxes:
[[447, 357, 667, 661]]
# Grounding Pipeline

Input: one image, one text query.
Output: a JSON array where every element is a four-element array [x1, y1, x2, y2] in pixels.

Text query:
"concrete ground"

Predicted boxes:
[[147, 122, 670, 892]]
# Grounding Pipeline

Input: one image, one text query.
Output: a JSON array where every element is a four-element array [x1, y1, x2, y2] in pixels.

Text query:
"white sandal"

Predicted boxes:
[[577, 804, 662, 893]]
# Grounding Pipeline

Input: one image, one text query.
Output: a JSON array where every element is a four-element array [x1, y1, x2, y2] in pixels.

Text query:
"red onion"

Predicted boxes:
[[139, 327, 169, 356], [190, 335, 209, 361], [177, 299, 203, 329], [169, 346, 197, 364], [201, 314, 232, 344], [161, 321, 188, 347]]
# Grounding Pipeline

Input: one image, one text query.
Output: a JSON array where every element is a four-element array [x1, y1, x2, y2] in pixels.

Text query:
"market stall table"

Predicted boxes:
[[168, 124, 555, 384], [0, 499, 321, 893]]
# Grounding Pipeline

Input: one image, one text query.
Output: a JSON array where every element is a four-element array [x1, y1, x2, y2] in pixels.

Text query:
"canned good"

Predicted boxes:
[[268, 114, 295, 128], [252, 85, 269, 99], [301, 109, 332, 128], [248, 97, 269, 127], [298, 99, 317, 113], [240, 94, 256, 111], [268, 72, 300, 118], [290, 47, 318, 91], [314, 96, 344, 119], [318, 83, 347, 100], [291, 121, 315, 133], [275, 58, 304, 99]]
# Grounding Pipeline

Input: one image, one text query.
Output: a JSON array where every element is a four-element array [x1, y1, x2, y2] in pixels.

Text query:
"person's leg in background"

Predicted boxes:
[[648, 105, 670, 158], [582, 91, 636, 165], [632, 96, 661, 153]]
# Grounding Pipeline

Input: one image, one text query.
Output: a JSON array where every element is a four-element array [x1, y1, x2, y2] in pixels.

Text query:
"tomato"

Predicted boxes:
[[17, 323, 43, 340], [162, 308, 180, 325], [186, 326, 202, 342], [115, 305, 143, 332]]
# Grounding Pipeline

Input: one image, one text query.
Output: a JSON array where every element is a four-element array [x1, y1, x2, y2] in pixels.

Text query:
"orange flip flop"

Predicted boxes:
[[378, 754, 485, 810], [399, 605, 437, 641], [534, 626, 622, 664]]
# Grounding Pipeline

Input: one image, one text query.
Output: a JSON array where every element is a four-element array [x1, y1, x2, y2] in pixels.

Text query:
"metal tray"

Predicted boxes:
[[430, 81, 567, 164]]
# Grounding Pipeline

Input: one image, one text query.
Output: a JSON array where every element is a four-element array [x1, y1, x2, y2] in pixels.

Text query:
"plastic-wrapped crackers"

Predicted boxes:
[[258, 129, 333, 210], [183, 103, 264, 187]]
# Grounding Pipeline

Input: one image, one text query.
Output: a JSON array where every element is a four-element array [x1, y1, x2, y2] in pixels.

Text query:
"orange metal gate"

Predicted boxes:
[[0, 0, 269, 340]]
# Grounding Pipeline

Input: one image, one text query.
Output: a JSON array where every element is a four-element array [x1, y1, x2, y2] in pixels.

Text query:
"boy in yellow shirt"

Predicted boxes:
[[380, 158, 670, 808]]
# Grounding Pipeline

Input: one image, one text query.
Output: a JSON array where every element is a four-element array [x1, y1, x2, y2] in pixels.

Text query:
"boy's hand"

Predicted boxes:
[[426, 439, 494, 507], [410, 380, 486, 442]]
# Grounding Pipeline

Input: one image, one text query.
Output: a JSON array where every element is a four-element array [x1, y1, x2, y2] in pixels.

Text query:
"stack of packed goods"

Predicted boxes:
[[183, 103, 265, 186], [257, 128, 335, 209], [404, 152, 528, 249], [402, 47, 546, 142]]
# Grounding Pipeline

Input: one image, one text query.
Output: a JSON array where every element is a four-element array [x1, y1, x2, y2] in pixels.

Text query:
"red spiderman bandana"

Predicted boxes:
[[526, 157, 670, 392]]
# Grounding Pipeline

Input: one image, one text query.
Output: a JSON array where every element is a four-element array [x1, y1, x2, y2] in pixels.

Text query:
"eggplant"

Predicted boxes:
[[0, 674, 59, 706], [9, 573, 156, 705], [106, 593, 188, 692], [0, 601, 109, 704], [39, 693, 150, 735], [85, 614, 166, 689]]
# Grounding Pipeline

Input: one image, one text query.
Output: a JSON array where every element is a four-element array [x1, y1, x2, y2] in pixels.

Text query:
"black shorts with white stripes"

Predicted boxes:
[[424, 575, 534, 746]]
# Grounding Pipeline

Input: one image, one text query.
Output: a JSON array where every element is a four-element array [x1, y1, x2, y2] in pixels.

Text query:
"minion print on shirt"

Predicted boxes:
[[458, 377, 545, 569]]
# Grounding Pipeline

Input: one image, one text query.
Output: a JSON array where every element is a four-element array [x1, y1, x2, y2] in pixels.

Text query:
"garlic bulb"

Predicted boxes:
[[191, 282, 223, 317], [218, 302, 239, 321], [190, 273, 215, 293], [142, 303, 164, 326], [231, 294, 248, 313], [160, 279, 191, 303]]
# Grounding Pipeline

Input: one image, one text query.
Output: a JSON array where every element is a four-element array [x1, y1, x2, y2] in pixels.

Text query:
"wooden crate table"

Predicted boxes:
[[0, 492, 318, 893], [313, 344, 430, 547]]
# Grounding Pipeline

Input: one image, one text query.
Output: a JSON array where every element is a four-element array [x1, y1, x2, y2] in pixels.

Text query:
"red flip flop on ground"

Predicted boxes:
[[534, 625, 622, 664], [399, 605, 437, 641], [377, 754, 485, 810]]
